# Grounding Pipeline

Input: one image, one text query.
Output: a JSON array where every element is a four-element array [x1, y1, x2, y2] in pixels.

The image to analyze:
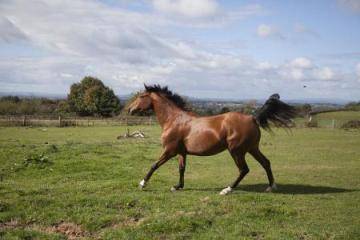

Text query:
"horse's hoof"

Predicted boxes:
[[219, 186, 232, 195], [170, 186, 183, 192], [265, 183, 277, 192], [139, 179, 146, 190]]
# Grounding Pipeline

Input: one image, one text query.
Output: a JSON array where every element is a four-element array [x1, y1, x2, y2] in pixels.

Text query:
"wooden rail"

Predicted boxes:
[[0, 115, 157, 127]]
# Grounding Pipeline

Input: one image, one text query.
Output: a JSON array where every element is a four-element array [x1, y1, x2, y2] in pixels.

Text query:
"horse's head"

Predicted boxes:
[[127, 91, 153, 115]]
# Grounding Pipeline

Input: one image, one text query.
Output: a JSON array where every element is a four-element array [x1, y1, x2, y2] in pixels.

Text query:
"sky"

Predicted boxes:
[[0, 0, 360, 101]]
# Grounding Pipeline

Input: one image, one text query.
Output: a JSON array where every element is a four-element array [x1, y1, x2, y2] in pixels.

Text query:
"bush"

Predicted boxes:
[[68, 76, 121, 117], [345, 101, 360, 111], [0, 97, 61, 116], [341, 120, 360, 129], [305, 120, 318, 128]]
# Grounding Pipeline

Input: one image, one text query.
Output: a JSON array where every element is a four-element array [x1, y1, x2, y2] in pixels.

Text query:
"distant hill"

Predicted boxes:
[[0, 92, 352, 106]]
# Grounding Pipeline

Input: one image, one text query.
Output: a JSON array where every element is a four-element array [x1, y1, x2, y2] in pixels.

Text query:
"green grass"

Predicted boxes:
[[313, 111, 360, 128], [0, 126, 359, 239], [316, 111, 360, 121]]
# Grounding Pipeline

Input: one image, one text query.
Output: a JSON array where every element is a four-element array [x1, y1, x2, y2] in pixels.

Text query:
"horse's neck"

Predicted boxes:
[[151, 94, 187, 129]]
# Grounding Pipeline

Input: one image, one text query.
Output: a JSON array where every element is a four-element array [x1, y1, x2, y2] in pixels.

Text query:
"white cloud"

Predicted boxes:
[[290, 68, 304, 80], [152, 0, 219, 18], [256, 61, 273, 70], [356, 62, 360, 80], [278, 58, 338, 82], [0, 16, 27, 43], [290, 57, 312, 68], [313, 67, 335, 80], [0, 0, 358, 100]]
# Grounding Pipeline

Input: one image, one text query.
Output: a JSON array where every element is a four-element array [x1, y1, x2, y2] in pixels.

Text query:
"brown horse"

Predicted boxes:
[[127, 85, 296, 195]]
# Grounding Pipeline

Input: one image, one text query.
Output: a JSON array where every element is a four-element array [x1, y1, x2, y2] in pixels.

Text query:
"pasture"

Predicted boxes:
[[313, 111, 360, 128], [0, 125, 359, 239]]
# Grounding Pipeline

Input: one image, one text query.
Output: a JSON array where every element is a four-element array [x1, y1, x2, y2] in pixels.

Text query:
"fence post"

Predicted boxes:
[[23, 115, 26, 126], [332, 119, 335, 129], [58, 116, 62, 127]]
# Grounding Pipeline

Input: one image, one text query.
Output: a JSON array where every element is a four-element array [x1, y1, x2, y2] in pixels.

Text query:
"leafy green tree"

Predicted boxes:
[[68, 76, 121, 116]]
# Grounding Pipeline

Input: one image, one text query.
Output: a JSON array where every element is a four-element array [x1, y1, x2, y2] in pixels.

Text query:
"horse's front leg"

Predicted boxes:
[[171, 154, 186, 192], [139, 149, 175, 189]]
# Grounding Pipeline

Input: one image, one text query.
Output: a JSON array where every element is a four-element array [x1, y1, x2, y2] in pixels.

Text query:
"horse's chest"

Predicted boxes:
[[160, 130, 182, 146]]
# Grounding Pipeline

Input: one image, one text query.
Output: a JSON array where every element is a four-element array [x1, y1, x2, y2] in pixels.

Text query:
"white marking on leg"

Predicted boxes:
[[265, 183, 277, 192], [139, 179, 146, 189], [219, 186, 232, 195]]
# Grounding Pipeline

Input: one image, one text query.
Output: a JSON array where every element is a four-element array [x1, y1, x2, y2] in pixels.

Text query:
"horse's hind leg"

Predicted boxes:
[[220, 150, 249, 195], [171, 153, 186, 192], [249, 147, 276, 192]]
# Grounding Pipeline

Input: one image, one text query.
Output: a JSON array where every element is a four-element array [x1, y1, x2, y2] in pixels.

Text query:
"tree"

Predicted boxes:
[[68, 76, 121, 116]]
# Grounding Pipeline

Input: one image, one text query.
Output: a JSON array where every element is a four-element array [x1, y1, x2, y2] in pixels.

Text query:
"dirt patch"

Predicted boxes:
[[111, 217, 145, 228], [0, 219, 20, 229], [0, 220, 88, 240], [45, 222, 88, 240]]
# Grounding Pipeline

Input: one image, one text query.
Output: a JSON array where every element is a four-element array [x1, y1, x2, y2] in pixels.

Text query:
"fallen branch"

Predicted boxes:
[[117, 129, 146, 139]]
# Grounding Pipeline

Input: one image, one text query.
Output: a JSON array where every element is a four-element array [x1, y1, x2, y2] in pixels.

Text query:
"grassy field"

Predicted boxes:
[[0, 125, 359, 239], [312, 111, 360, 128], [315, 111, 360, 122]]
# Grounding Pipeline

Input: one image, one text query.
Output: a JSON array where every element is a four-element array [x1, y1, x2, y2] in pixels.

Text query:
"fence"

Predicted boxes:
[[0, 115, 357, 129], [0, 115, 157, 127], [294, 117, 356, 129]]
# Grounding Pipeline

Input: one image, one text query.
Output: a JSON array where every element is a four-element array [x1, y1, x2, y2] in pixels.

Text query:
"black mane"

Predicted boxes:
[[144, 84, 188, 111]]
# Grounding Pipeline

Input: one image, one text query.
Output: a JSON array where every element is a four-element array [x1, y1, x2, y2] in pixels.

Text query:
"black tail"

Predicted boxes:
[[255, 94, 297, 130]]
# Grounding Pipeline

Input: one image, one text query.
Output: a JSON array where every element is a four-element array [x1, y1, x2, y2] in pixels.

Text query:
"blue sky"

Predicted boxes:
[[0, 0, 359, 101]]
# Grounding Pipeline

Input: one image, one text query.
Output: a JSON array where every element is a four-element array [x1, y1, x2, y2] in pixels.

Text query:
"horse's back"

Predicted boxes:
[[183, 112, 259, 155]]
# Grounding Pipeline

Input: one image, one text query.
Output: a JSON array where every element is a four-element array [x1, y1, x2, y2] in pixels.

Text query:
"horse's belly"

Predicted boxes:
[[184, 130, 227, 156]]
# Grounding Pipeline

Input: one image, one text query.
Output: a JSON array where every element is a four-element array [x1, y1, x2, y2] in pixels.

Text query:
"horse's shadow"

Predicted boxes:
[[186, 184, 356, 195]]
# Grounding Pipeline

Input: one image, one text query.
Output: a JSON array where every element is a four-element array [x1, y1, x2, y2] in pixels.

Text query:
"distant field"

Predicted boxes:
[[314, 111, 360, 126], [0, 126, 359, 239], [315, 111, 360, 120]]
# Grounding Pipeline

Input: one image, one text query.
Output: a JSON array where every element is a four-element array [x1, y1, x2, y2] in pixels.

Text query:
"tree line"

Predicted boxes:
[[0, 76, 121, 117], [1, 76, 358, 117]]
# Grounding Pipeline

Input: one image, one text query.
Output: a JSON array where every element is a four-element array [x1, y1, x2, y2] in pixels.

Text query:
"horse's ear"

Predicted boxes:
[[269, 93, 280, 100]]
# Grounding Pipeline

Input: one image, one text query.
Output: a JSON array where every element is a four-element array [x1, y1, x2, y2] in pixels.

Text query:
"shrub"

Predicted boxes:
[[68, 76, 121, 117], [341, 120, 360, 129], [305, 120, 318, 128]]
